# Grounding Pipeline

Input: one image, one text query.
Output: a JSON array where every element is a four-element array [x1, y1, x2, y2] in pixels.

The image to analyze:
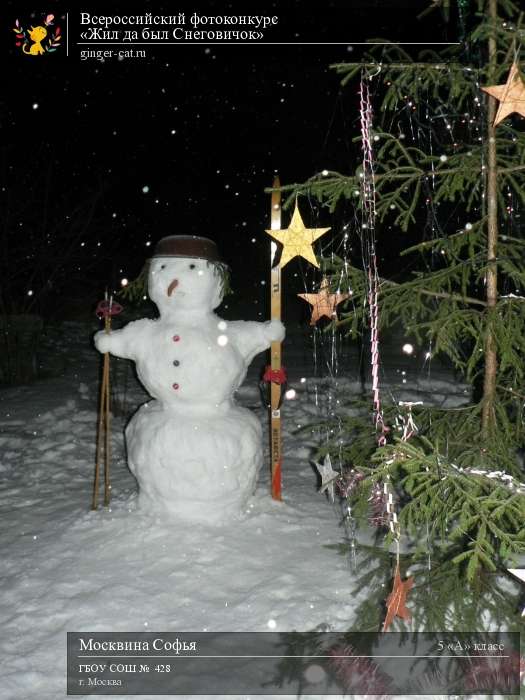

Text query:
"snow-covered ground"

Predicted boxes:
[[0, 320, 515, 700]]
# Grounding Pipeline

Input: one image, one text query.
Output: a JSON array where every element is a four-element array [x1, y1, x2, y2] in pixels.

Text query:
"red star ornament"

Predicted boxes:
[[298, 277, 350, 325], [481, 62, 525, 126], [382, 564, 414, 632]]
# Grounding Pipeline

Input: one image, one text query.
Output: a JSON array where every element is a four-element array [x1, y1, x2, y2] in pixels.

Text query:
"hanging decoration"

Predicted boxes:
[[359, 73, 387, 446], [481, 62, 525, 126], [382, 561, 415, 632], [379, 474, 415, 631], [266, 199, 331, 268], [313, 453, 339, 503], [298, 276, 350, 325], [359, 72, 415, 631], [396, 401, 422, 441]]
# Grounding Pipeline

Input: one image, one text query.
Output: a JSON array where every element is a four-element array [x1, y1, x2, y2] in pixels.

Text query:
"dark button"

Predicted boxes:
[[172, 335, 180, 342], [173, 360, 180, 366], [172, 383, 180, 390]]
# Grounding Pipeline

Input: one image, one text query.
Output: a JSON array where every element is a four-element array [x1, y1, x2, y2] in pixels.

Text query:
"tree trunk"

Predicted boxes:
[[481, 0, 499, 438]]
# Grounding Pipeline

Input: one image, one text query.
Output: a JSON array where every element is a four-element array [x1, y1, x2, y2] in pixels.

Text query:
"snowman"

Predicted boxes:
[[94, 235, 285, 523]]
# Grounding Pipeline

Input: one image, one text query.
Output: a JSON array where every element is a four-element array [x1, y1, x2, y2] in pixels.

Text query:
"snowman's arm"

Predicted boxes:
[[94, 319, 148, 361], [228, 320, 285, 365]]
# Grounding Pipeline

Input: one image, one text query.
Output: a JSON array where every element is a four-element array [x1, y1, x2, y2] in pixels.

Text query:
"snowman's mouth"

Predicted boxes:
[[167, 279, 179, 297]]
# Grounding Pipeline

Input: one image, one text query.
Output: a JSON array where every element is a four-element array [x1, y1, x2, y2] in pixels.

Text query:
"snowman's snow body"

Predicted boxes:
[[95, 244, 284, 522]]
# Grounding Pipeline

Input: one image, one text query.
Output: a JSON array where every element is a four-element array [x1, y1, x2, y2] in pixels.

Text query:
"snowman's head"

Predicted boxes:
[[148, 236, 229, 316], [148, 256, 229, 315]]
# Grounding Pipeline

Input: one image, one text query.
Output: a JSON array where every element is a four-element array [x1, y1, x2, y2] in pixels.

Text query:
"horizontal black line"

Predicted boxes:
[[76, 41, 462, 46]]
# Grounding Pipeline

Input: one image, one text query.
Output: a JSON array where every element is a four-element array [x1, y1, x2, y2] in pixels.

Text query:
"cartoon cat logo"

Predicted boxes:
[[13, 14, 61, 55], [24, 25, 47, 55]]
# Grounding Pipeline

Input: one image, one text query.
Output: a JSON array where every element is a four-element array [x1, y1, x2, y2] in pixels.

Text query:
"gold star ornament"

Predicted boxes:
[[266, 200, 330, 268], [298, 277, 350, 325], [481, 62, 525, 126]]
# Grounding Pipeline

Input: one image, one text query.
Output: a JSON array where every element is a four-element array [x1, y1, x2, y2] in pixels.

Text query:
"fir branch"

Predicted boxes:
[[385, 280, 487, 308], [331, 62, 457, 70], [364, 439, 525, 579], [497, 384, 525, 401]]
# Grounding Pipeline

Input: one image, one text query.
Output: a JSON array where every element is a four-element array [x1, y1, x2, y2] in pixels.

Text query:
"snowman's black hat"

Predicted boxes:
[[152, 235, 225, 264]]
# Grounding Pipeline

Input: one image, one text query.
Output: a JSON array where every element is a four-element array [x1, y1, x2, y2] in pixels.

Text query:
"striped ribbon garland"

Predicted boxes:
[[360, 75, 402, 554], [359, 74, 386, 446]]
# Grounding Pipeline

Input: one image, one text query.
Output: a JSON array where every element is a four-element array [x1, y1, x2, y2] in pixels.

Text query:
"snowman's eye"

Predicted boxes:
[[160, 264, 166, 270], [189, 263, 196, 270]]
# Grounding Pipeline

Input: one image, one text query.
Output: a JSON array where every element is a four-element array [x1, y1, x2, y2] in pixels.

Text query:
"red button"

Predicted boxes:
[[172, 383, 180, 390], [172, 335, 180, 342]]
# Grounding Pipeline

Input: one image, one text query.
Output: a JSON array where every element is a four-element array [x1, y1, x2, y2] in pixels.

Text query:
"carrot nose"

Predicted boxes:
[[167, 279, 179, 296]]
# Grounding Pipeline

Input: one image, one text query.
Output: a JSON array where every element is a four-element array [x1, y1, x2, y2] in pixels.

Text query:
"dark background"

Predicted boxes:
[[3, 0, 454, 320]]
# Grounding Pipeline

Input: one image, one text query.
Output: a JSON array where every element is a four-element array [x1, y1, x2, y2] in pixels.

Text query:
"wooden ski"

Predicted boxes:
[[92, 297, 112, 510], [92, 294, 123, 510], [269, 176, 283, 500]]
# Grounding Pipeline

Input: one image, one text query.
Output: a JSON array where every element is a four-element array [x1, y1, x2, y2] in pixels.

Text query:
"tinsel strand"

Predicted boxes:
[[359, 74, 386, 446]]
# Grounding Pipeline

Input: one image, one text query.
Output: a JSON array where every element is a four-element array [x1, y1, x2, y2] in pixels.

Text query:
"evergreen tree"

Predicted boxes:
[[280, 0, 525, 629]]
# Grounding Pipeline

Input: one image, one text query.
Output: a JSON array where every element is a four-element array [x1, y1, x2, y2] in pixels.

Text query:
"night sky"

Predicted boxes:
[[3, 0, 452, 320]]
